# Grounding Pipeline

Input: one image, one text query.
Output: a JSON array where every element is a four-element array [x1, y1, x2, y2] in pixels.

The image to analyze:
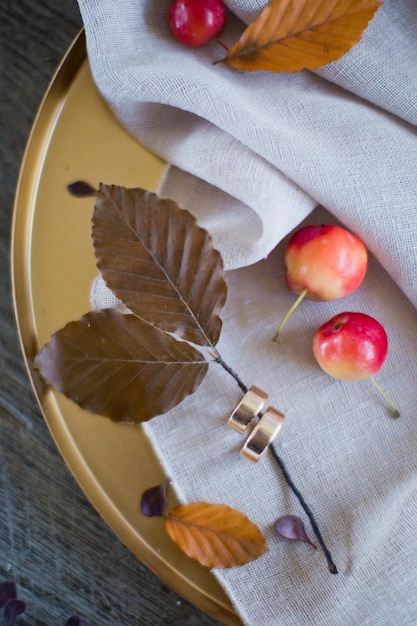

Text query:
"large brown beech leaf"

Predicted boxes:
[[93, 184, 227, 347], [165, 502, 268, 568], [223, 0, 382, 73], [35, 309, 208, 423]]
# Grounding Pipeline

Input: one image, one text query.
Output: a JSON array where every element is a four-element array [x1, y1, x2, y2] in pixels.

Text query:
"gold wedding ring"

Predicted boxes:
[[227, 385, 268, 433], [241, 407, 285, 462]]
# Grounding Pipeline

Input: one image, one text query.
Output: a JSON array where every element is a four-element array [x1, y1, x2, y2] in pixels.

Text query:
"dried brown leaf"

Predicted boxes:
[[35, 309, 208, 423], [223, 0, 382, 73], [165, 502, 267, 568], [93, 184, 227, 347]]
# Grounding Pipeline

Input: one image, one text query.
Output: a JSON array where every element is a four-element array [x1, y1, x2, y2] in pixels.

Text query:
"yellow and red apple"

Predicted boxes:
[[273, 224, 368, 342], [284, 225, 368, 301], [312, 312, 388, 381]]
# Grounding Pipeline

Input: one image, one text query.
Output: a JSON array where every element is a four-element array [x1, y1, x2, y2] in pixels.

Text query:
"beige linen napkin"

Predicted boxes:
[[78, 0, 417, 624]]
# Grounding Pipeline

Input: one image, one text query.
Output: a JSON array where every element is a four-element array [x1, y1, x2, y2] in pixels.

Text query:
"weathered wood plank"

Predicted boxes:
[[0, 1, 224, 623]]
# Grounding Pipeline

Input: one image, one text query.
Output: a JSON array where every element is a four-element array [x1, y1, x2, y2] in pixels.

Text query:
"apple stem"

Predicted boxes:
[[369, 377, 400, 418], [272, 288, 308, 343], [213, 36, 229, 52]]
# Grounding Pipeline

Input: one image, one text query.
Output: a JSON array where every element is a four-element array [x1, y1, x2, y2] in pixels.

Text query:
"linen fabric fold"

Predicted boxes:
[[91, 209, 417, 626], [78, 0, 416, 302], [78, 0, 417, 624]]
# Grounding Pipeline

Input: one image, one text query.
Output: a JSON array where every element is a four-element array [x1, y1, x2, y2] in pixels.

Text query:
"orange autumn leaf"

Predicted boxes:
[[165, 502, 267, 568], [223, 0, 382, 73]]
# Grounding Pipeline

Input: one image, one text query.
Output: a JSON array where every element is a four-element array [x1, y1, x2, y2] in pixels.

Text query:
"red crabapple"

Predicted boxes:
[[168, 0, 227, 48], [273, 224, 368, 342], [313, 311, 398, 416], [312, 312, 387, 381]]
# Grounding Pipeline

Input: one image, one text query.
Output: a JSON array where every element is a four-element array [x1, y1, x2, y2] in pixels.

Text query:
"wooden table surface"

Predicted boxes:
[[0, 2, 224, 624]]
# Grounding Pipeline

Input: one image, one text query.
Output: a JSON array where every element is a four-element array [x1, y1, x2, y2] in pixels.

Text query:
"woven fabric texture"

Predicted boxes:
[[79, 1, 417, 624]]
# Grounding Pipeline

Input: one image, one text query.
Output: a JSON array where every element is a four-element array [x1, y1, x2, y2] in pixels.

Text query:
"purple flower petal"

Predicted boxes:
[[4, 599, 26, 626], [141, 478, 171, 517], [274, 515, 316, 548], [65, 616, 87, 626], [67, 181, 97, 197], [0, 582, 17, 608]]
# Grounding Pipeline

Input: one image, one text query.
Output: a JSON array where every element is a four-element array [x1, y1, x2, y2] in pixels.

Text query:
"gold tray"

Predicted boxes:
[[11, 30, 240, 626]]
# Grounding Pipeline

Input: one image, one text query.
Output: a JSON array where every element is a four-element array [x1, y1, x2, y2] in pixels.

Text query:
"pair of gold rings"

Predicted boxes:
[[227, 386, 285, 462]]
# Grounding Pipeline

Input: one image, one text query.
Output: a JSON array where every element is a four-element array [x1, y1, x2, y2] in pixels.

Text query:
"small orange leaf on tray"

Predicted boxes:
[[222, 0, 382, 73], [165, 502, 267, 568]]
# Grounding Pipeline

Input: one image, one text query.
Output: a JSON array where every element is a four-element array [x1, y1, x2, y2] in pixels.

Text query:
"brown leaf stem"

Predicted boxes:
[[212, 350, 338, 574], [209, 349, 248, 393]]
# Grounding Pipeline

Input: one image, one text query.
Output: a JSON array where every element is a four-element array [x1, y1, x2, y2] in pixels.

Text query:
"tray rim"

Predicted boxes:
[[10, 29, 241, 626]]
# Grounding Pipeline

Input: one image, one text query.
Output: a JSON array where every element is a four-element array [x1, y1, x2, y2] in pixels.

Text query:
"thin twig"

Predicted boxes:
[[209, 350, 248, 393], [212, 350, 338, 574], [269, 443, 338, 574]]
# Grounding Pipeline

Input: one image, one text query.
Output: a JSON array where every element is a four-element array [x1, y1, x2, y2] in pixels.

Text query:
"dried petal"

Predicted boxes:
[[274, 515, 316, 548], [67, 181, 97, 197], [141, 479, 171, 517], [4, 599, 26, 626], [65, 617, 87, 626], [0, 582, 17, 608]]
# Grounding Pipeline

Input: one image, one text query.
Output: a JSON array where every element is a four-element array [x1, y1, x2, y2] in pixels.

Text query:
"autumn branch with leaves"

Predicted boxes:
[[30, 0, 387, 578]]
